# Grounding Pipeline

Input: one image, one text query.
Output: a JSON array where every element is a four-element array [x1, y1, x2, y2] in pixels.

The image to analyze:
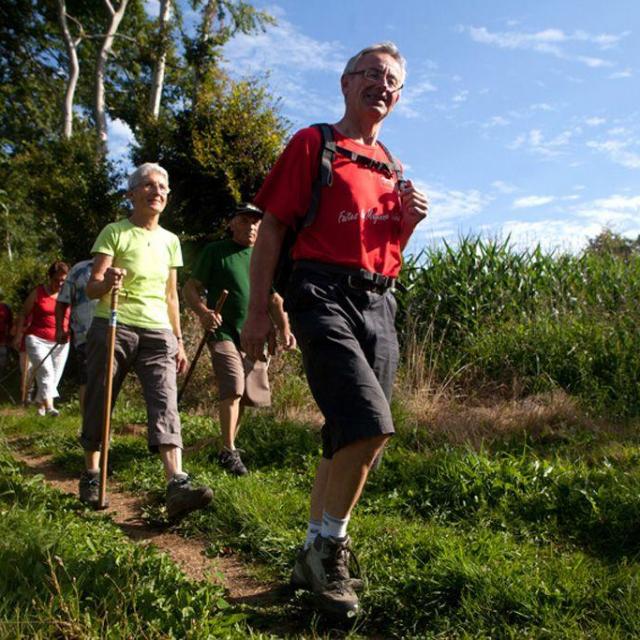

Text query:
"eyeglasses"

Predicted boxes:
[[139, 180, 170, 195], [347, 68, 404, 92]]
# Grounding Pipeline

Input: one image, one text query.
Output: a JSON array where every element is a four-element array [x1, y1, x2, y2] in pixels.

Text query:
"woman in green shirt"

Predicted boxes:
[[78, 162, 212, 519]]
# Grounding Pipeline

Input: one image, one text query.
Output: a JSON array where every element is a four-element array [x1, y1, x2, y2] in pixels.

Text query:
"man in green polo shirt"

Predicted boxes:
[[183, 203, 295, 475]]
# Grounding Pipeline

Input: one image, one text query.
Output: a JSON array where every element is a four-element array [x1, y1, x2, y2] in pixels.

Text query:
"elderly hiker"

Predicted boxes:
[[78, 162, 213, 518], [55, 258, 97, 415], [241, 42, 429, 618], [13, 261, 71, 416], [183, 203, 295, 476]]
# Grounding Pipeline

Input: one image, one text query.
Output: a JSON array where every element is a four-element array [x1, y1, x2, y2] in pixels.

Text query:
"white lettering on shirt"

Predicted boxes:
[[337, 209, 401, 224]]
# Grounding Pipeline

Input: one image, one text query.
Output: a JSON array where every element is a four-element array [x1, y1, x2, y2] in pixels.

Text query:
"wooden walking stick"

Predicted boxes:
[[178, 289, 228, 404], [98, 287, 119, 510], [22, 343, 58, 405], [20, 352, 30, 405]]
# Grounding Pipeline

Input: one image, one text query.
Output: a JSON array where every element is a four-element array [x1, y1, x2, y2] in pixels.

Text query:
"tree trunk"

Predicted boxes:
[[149, 0, 172, 118], [57, 0, 81, 139], [95, 0, 129, 154]]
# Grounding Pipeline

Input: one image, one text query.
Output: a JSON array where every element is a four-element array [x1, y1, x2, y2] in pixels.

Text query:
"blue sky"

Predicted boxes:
[[117, 0, 640, 255]]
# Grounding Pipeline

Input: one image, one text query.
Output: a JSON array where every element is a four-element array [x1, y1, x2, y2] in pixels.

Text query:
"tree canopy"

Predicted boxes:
[[0, 0, 288, 306]]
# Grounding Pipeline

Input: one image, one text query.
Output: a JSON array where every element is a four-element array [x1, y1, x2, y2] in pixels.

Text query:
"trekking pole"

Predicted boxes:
[[22, 343, 58, 405], [98, 287, 119, 510], [178, 289, 228, 404]]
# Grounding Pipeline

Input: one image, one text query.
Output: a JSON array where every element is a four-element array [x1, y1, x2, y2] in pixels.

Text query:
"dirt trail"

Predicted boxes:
[[11, 448, 281, 603]]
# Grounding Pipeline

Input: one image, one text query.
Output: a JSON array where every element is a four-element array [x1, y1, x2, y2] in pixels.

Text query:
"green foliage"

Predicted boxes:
[[399, 235, 640, 416], [0, 445, 244, 639], [133, 75, 289, 238], [5, 407, 640, 637]]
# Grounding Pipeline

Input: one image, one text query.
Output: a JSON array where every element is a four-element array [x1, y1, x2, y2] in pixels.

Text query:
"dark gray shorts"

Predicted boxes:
[[80, 318, 182, 453], [285, 268, 399, 458], [75, 342, 88, 385]]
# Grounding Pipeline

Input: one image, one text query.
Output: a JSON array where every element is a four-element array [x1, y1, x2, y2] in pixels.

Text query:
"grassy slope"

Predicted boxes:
[[2, 404, 640, 639]]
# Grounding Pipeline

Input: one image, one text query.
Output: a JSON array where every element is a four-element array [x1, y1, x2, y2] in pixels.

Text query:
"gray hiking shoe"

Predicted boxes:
[[291, 544, 364, 592], [218, 448, 248, 476], [166, 474, 213, 520], [79, 470, 108, 508], [295, 535, 360, 619]]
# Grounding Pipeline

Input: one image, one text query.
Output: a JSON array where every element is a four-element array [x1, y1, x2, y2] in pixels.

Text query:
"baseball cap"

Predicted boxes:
[[227, 202, 263, 219]]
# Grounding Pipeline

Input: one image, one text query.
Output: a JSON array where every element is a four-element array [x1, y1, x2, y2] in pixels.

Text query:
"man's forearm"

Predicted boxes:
[[183, 279, 209, 317], [248, 213, 288, 314]]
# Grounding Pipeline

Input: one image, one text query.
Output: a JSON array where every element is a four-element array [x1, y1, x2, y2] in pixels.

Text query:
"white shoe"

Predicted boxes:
[[46, 408, 60, 417], [37, 406, 46, 416]]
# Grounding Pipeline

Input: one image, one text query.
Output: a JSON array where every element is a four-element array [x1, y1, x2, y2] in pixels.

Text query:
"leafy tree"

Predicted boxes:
[[585, 228, 640, 260]]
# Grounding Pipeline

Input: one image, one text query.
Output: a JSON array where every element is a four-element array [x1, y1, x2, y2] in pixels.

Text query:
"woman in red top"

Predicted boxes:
[[13, 261, 71, 416]]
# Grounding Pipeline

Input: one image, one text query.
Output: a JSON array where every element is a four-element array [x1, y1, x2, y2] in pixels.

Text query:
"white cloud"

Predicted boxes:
[[461, 25, 627, 68], [396, 78, 437, 119], [492, 180, 518, 194], [513, 195, 555, 209], [609, 68, 633, 79], [530, 103, 555, 112], [587, 139, 640, 169], [483, 115, 510, 128], [223, 17, 345, 75], [508, 127, 576, 157], [497, 219, 604, 252], [107, 117, 134, 166], [452, 90, 469, 103], [421, 182, 492, 222], [584, 116, 606, 127]]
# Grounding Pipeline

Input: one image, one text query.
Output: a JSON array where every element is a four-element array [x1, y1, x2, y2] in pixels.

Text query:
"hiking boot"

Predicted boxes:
[[291, 544, 364, 592], [78, 470, 108, 508], [166, 473, 213, 520], [296, 535, 360, 619], [218, 448, 248, 476]]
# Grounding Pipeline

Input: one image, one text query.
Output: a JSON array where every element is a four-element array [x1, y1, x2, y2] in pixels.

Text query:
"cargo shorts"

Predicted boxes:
[[208, 339, 271, 407], [80, 318, 182, 453], [285, 268, 399, 458]]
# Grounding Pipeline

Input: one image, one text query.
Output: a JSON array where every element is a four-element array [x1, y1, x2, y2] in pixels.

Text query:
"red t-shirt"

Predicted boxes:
[[254, 126, 404, 278], [26, 285, 69, 342]]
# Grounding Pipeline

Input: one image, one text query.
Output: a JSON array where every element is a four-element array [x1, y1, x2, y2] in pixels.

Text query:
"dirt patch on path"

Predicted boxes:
[[11, 449, 280, 604]]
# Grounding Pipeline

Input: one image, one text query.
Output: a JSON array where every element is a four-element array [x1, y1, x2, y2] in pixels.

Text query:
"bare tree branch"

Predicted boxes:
[[57, 0, 82, 139], [95, 0, 129, 154]]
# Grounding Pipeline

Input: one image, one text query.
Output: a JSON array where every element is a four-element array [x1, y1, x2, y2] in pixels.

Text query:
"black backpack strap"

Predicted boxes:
[[377, 140, 404, 183], [300, 123, 334, 230]]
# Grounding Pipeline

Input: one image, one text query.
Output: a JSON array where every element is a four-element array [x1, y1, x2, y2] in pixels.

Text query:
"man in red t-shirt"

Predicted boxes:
[[242, 42, 429, 618]]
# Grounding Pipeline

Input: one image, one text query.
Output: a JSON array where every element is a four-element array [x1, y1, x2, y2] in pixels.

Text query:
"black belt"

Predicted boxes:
[[293, 260, 396, 293]]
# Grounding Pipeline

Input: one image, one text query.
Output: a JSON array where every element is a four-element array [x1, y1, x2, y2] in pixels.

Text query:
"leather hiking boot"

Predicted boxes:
[[218, 448, 248, 476], [291, 544, 364, 592], [166, 474, 213, 520], [79, 470, 108, 508], [297, 535, 360, 619]]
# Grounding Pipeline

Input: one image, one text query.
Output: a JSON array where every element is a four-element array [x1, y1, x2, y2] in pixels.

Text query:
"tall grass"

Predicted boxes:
[[398, 236, 640, 416]]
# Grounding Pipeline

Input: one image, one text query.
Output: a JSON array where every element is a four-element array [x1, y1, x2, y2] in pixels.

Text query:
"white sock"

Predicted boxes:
[[320, 511, 350, 540], [303, 518, 322, 549]]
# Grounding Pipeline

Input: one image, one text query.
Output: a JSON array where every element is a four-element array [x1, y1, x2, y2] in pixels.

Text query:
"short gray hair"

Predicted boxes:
[[127, 162, 169, 191], [343, 41, 407, 83]]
